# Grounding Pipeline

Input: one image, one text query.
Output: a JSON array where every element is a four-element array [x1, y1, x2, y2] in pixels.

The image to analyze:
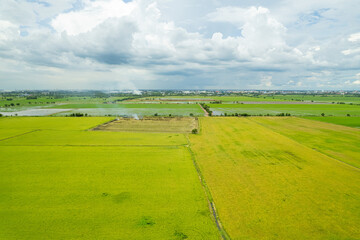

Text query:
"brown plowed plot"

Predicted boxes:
[[93, 117, 198, 133]]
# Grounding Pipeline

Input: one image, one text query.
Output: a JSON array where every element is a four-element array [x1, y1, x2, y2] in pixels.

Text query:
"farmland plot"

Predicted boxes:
[[0, 117, 219, 239], [253, 117, 360, 169], [209, 103, 360, 116], [189, 117, 360, 239], [49, 104, 205, 117], [302, 116, 360, 128], [93, 117, 198, 133]]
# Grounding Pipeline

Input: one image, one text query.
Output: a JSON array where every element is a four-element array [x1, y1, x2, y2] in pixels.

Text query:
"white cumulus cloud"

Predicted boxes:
[[349, 32, 360, 42], [0, 0, 360, 90], [51, 0, 137, 36]]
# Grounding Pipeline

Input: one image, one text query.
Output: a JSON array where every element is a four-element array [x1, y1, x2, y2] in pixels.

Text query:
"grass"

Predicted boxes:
[[189, 117, 360, 239], [302, 116, 360, 128], [209, 103, 360, 116], [0, 117, 219, 239], [94, 117, 198, 133]]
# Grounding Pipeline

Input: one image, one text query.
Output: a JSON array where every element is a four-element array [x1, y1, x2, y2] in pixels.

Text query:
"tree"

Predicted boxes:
[[321, 113, 325, 117], [192, 129, 198, 134]]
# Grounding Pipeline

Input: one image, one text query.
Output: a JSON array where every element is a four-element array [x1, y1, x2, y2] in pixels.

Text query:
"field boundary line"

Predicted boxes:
[[300, 117, 360, 131], [0, 129, 41, 142], [185, 135, 231, 240], [87, 118, 117, 131], [250, 117, 360, 172], [47, 109, 72, 116], [0, 144, 186, 148]]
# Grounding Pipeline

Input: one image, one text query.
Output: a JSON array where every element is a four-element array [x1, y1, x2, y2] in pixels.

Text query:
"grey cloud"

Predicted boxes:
[[0, 0, 359, 90]]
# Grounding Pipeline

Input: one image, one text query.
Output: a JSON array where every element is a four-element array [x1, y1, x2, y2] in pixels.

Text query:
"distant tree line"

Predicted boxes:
[[221, 113, 292, 117], [67, 113, 88, 117]]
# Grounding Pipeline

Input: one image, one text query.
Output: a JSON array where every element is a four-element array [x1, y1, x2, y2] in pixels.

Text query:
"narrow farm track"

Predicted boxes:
[[199, 103, 209, 117], [186, 136, 231, 240]]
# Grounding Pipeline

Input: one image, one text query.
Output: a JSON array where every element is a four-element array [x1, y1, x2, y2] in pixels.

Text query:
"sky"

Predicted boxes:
[[0, 0, 360, 90]]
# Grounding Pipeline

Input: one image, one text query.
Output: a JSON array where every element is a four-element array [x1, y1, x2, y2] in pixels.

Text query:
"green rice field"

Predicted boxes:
[[253, 117, 360, 169], [1, 115, 360, 239], [138, 95, 285, 103], [210, 103, 360, 116], [0, 117, 219, 239], [263, 94, 360, 104], [302, 116, 360, 128]]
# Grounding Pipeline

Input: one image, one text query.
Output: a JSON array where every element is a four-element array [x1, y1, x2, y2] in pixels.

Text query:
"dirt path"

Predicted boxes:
[[198, 104, 209, 117], [185, 136, 230, 240]]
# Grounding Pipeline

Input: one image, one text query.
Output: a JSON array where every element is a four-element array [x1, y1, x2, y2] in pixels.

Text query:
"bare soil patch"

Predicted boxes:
[[93, 117, 198, 133]]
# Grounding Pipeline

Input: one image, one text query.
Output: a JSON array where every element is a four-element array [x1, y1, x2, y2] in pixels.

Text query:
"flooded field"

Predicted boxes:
[[53, 107, 203, 117], [0, 109, 70, 116]]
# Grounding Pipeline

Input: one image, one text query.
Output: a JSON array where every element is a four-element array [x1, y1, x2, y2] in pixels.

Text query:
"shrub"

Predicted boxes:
[[191, 129, 198, 134], [174, 230, 188, 239], [70, 113, 84, 117], [139, 216, 155, 226]]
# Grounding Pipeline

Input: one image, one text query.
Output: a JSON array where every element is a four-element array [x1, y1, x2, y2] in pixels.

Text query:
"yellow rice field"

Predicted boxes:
[[189, 117, 360, 239]]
